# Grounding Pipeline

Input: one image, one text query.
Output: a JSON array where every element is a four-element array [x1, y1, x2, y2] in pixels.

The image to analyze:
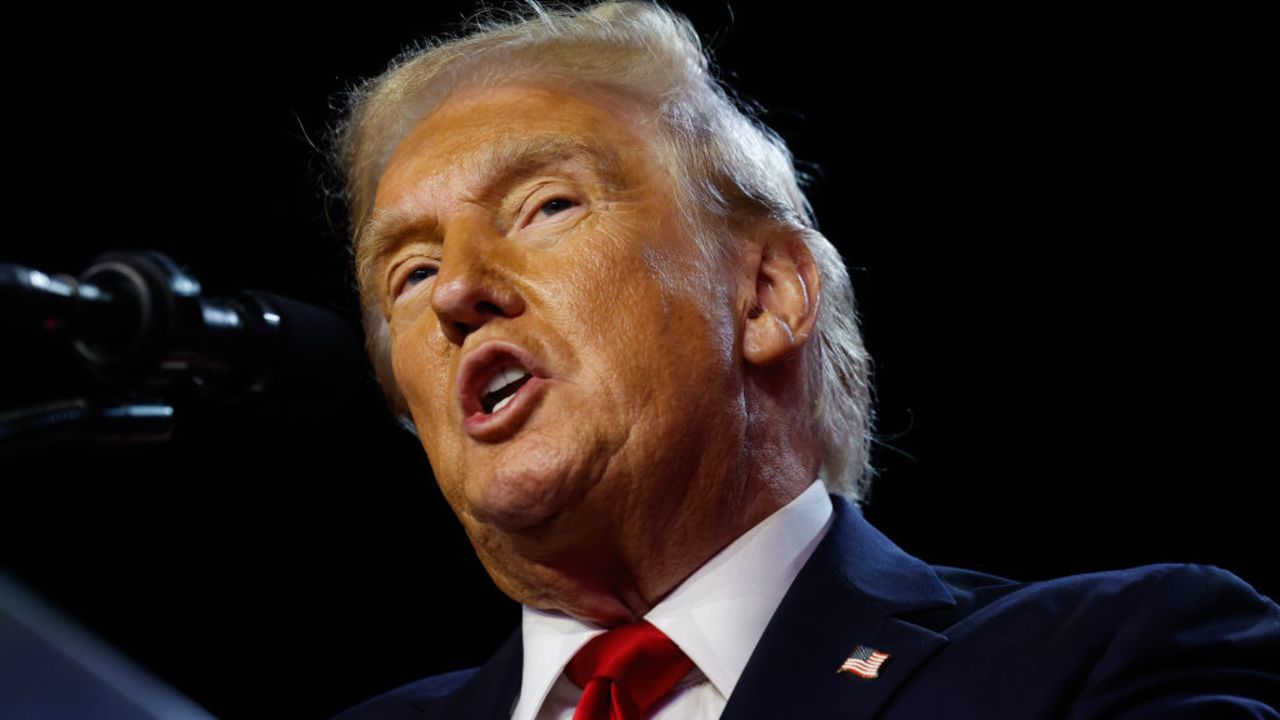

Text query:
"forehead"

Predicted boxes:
[[370, 83, 659, 218]]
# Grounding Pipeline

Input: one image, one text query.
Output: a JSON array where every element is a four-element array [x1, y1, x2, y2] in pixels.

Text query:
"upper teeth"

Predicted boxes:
[[484, 366, 529, 397]]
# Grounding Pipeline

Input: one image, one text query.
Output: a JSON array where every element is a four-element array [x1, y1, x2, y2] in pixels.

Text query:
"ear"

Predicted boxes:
[[742, 231, 821, 367]]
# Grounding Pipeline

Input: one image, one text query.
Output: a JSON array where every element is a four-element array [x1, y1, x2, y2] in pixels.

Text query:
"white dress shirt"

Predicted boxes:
[[510, 480, 835, 720]]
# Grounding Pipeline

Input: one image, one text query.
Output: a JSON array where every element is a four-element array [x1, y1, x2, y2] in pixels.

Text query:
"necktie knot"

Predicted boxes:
[[566, 620, 693, 719]]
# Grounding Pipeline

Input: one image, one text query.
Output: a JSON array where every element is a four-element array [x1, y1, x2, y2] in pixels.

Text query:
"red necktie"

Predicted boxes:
[[566, 620, 694, 720]]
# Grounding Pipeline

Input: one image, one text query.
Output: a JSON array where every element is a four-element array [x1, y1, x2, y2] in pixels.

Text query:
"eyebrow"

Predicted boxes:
[[356, 134, 627, 276]]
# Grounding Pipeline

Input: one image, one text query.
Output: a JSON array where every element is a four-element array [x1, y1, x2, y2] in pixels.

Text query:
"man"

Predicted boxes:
[[332, 3, 1280, 718]]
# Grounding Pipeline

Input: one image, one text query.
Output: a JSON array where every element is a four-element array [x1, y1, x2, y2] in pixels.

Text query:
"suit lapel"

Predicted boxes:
[[412, 630, 523, 719], [721, 497, 955, 720]]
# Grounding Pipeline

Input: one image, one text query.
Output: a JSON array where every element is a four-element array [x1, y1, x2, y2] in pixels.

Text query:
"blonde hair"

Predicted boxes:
[[334, 1, 876, 500]]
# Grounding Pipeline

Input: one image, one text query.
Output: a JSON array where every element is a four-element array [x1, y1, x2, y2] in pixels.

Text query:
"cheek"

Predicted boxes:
[[584, 263, 735, 404], [571, 249, 662, 359], [390, 319, 471, 502], [389, 314, 451, 418]]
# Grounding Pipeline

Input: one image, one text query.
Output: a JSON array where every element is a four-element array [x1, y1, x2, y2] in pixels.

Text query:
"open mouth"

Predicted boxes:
[[480, 365, 533, 415], [457, 341, 551, 441]]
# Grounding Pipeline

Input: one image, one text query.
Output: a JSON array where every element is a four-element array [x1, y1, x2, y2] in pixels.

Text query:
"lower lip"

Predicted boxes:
[[463, 376, 550, 441]]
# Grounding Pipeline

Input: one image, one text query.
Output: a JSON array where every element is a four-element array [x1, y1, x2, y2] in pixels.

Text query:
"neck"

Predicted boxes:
[[476, 366, 820, 626]]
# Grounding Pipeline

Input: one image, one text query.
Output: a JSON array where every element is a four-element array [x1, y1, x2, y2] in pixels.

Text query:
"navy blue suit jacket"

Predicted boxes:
[[336, 497, 1280, 719]]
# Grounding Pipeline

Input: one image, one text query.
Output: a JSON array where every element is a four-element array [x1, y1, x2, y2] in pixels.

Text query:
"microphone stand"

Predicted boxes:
[[0, 399, 174, 460], [1, 256, 180, 456], [0, 251, 361, 458]]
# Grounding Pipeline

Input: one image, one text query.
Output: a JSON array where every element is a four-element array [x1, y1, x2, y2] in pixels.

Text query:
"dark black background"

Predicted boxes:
[[2, 2, 1276, 717]]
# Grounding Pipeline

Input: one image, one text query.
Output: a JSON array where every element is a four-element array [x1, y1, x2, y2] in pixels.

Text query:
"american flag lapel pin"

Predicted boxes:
[[839, 645, 891, 679]]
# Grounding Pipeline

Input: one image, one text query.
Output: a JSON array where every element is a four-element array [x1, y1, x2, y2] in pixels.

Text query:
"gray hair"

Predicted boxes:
[[334, 1, 875, 500]]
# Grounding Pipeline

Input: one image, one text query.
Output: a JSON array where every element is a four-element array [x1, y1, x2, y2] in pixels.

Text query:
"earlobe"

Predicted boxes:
[[742, 232, 821, 367]]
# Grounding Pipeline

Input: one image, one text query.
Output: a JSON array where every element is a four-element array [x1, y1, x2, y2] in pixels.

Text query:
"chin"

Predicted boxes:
[[463, 462, 580, 533], [460, 426, 611, 532]]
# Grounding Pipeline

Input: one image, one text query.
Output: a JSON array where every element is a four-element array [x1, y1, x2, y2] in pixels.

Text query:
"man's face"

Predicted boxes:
[[366, 83, 748, 606]]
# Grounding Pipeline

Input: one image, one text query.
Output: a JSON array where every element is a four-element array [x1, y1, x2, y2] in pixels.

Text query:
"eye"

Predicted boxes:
[[522, 195, 580, 228], [537, 197, 576, 218], [395, 265, 437, 300], [406, 266, 437, 287]]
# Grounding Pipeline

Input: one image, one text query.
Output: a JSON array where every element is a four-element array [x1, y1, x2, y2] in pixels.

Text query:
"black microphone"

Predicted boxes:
[[1, 251, 366, 403]]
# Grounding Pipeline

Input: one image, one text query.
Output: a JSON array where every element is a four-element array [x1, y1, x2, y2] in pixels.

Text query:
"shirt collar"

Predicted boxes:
[[512, 480, 834, 719]]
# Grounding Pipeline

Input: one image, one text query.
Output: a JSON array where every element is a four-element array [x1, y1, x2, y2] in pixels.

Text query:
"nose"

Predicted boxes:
[[429, 219, 525, 346]]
